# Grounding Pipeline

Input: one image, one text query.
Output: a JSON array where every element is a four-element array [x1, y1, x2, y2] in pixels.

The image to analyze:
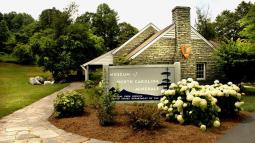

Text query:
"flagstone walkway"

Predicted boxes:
[[0, 82, 112, 143]]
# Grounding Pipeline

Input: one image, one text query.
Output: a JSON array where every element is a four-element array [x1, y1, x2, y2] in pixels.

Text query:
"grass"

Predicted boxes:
[[242, 96, 255, 112], [0, 63, 68, 118], [0, 53, 18, 63], [243, 86, 255, 95]]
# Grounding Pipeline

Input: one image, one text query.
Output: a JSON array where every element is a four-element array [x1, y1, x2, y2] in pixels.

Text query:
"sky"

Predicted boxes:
[[0, 0, 254, 29]]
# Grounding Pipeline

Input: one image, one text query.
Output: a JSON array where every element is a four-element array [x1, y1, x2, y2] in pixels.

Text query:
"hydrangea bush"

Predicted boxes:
[[158, 78, 243, 131], [54, 91, 85, 118]]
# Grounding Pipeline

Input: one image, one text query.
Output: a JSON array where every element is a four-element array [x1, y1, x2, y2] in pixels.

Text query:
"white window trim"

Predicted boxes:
[[196, 63, 206, 80]]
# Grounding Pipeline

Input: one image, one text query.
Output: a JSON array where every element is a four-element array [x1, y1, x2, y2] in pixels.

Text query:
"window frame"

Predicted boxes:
[[196, 63, 206, 80]]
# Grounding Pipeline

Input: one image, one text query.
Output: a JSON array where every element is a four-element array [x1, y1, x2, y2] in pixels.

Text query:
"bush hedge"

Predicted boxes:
[[54, 91, 85, 118]]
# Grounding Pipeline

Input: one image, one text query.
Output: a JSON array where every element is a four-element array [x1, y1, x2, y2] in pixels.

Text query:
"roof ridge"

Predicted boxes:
[[127, 24, 174, 59]]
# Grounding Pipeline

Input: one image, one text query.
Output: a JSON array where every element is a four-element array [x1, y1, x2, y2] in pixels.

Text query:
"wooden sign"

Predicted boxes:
[[180, 44, 192, 59]]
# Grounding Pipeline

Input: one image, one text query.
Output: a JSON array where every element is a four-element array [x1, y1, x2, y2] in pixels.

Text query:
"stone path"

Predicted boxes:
[[0, 82, 112, 143], [217, 113, 255, 143]]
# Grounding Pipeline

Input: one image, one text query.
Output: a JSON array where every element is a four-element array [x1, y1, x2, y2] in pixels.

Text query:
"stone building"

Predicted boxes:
[[81, 6, 217, 82]]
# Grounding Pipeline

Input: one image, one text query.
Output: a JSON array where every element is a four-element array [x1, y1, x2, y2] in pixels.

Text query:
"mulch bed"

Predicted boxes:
[[49, 104, 251, 143]]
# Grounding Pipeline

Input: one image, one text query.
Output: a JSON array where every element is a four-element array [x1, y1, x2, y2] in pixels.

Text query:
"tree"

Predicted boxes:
[[118, 22, 138, 45], [240, 4, 255, 42], [215, 39, 255, 82], [39, 7, 62, 29], [0, 12, 3, 21], [93, 3, 120, 50], [13, 43, 34, 64], [0, 20, 10, 53], [214, 1, 253, 40], [76, 12, 94, 26], [195, 8, 216, 40], [3, 12, 34, 32]]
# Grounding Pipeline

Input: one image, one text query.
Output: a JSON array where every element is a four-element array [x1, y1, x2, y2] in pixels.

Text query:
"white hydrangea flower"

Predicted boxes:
[[200, 99, 207, 110], [181, 79, 187, 84], [228, 82, 233, 86], [189, 111, 193, 115], [187, 78, 193, 82], [164, 90, 176, 96], [158, 103, 164, 109], [177, 96, 182, 100], [170, 83, 177, 89], [168, 107, 173, 112], [200, 124, 206, 131], [164, 99, 169, 104], [177, 115, 184, 124], [180, 86, 188, 92], [163, 106, 168, 111], [235, 101, 244, 108], [213, 120, 220, 127], [183, 103, 188, 108], [160, 96, 166, 102], [214, 80, 220, 84], [192, 97, 201, 107], [232, 85, 240, 92]]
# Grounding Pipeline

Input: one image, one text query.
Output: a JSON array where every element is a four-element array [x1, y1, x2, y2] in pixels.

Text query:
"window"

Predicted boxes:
[[196, 63, 205, 80]]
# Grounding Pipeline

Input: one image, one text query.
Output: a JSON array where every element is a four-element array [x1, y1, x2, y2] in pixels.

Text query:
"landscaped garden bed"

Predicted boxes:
[[48, 78, 255, 143], [49, 103, 251, 143]]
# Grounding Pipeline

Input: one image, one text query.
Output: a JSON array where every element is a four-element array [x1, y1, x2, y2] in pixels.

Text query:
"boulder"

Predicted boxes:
[[29, 77, 41, 85], [35, 76, 44, 84], [43, 80, 55, 85]]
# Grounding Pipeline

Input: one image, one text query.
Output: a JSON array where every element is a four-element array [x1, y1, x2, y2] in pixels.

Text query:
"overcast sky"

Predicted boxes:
[[0, 0, 254, 29]]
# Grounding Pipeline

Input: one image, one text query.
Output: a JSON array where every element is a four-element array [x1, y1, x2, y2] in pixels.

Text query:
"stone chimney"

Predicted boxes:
[[172, 6, 191, 50], [172, 6, 195, 79]]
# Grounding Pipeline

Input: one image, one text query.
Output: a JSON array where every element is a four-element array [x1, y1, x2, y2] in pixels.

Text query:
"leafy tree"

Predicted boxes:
[[195, 8, 216, 40], [13, 43, 34, 64], [93, 3, 120, 50], [76, 12, 94, 27], [39, 7, 62, 29], [3, 12, 34, 32], [0, 12, 3, 21], [240, 4, 255, 42], [118, 22, 138, 45], [215, 39, 255, 82], [0, 20, 10, 53], [215, 1, 253, 40]]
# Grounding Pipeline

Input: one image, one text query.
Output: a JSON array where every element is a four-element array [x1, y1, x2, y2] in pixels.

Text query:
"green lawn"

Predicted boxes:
[[0, 53, 18, 63], [0, 63, 68, 118]]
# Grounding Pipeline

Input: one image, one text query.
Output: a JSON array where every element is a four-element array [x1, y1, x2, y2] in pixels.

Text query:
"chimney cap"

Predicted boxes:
[[172, 6, 190, 12]]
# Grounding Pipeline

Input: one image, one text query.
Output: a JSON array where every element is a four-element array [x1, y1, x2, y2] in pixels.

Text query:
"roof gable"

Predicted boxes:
[[128, 24, 175, 59], [112, 23, 159, 55], [128, 25, 215, 59]]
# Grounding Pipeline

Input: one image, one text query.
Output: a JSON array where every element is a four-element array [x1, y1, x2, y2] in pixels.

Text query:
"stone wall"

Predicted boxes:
[[131, 38, 175, 64], [113, 26, 157, 64], [191, 39, 218, 82]]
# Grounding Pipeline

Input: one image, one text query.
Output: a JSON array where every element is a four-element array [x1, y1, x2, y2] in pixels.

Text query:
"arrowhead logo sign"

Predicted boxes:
[[180, 44, 192, 59]]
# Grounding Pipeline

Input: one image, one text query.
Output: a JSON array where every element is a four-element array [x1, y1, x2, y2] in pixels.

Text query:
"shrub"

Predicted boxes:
[[54, 91, 85, 118], [13, 43, 35, 64], [84, 80, 96, 89], [89, 68, 102, 83], [97, 90, 117, 126], [126, 104, 162, 130], [158, 78, 243, 131]]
